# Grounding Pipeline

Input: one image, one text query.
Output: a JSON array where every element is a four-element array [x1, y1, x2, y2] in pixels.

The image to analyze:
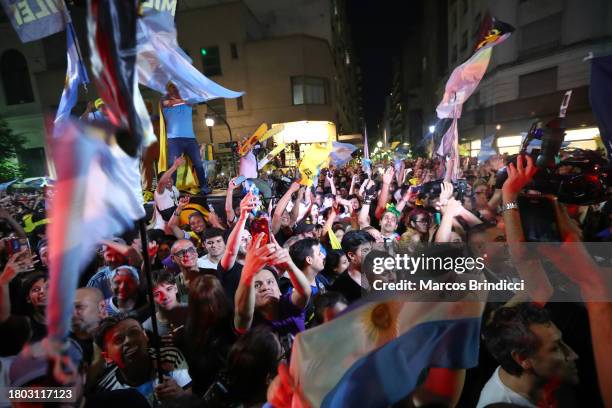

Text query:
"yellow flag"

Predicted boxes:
[[238, 123, 268, 156], [299, 142, 331, 186], [328, 227, 342, 250]]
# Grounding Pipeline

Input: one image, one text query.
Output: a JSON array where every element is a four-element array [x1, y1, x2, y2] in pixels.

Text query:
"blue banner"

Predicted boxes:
[[590, 55, 612, 158], [1, 0, 67, 43]]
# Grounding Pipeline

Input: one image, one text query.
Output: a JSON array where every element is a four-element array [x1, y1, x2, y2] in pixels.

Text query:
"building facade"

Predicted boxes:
[[0, 0, 362, 177], [402, 0, 612, 157]]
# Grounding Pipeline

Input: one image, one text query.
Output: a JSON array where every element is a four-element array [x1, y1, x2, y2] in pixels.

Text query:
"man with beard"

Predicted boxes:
[[218, 193, 257, 300], [477, 303, 579, 408], [95, 314, 191, 404]]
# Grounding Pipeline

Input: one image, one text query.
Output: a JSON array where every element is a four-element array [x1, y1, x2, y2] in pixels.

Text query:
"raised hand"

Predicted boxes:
[[502, 154, 537, 202], [177, 196, 190, 212], [0, 249, 30, 285], [439, 181, 454, 205], [243, 234, 278, 281], [173, 156, 186, 169], [382, 167, 395, 185], [240, 192, 258, 215]]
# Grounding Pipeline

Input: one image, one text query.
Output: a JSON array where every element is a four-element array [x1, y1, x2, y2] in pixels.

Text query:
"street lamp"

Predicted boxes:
[[376, 141, 383, 148], [204, 101, 236, 176], [205, 115, 215, 144], [428, 125, 436, 134]]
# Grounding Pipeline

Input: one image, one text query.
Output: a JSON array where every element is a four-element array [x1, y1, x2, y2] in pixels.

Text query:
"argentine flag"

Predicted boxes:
[[54, 23, 89, 125]]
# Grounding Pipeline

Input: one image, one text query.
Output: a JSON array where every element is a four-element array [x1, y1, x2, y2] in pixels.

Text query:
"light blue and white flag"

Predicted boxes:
[[289, 293, 484, 407], [136, 12, 243, 103], [478, 133, 496, 163], [330, 141, 357, 167], [46, 118, 145, 341], [54, 23, 89, 125], [1, 0, 67, 43]]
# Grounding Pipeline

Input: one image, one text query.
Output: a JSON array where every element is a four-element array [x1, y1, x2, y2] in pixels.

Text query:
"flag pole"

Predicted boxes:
[[138, 218, 164, 383]]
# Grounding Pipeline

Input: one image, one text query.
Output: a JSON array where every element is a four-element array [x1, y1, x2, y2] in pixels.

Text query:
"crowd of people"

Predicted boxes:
[[0, 148, 611, 407]]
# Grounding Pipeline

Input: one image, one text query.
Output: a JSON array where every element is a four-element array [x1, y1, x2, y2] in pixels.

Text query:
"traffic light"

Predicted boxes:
[[200, 48, 207, 56]]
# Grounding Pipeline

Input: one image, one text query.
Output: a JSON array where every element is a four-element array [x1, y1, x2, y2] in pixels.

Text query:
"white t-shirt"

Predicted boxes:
[[476, 366, 537, 408], [197, 254, 219, 269], [153, 186, 179, 231]]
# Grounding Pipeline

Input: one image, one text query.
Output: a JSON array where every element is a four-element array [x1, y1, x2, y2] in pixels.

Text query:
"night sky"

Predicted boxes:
[[346, 1, 420, 136]]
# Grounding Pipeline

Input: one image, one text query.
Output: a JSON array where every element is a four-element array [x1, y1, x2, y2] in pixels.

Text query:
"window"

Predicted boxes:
[[236, 96, 244, 111], [520, 13, 562, 58], [1, 49, 34, 105], [206, 98, 226, 119], [200, 46, 222, 76], [230, 43, 238, 59], [519, 67, 557, 98], [291, 76, 329, 105]]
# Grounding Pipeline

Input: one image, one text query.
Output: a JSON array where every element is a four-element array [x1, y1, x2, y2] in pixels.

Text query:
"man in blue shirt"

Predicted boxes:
[[162, 82, 211, 195]]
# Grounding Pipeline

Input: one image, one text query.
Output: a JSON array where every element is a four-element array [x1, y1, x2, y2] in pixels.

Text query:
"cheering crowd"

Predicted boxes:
[[0, 148, 611, 407]]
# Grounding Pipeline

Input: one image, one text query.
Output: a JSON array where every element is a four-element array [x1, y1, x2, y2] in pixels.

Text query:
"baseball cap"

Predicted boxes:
[[294, 219, 316, 235]]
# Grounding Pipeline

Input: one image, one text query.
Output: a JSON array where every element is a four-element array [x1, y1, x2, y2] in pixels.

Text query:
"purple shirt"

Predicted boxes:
[[254, 293, 305, 336]]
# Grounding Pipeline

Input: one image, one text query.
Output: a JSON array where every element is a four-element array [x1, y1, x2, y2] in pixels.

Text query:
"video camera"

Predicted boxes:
[[494, 118, 609, 205], [417, 179, 470, 201]]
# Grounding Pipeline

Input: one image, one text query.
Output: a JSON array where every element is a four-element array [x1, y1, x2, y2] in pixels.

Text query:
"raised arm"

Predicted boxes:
[[502, 154, 553, 302], [157, 156, 185, 194], [326, 171, 337, 195], [234, 235, 277, 333], [225, 177, 240, 225], [348, 173, 359, 196], [167, 196, 190, 239], [220, 193, 256, 271], [289, 187, 305, 226], [271, 182, 300, 235], [270, 235, 311, 310], [375, 167, 395, 220], [0, 249, 29, 322], [359, 180, 376, 228]]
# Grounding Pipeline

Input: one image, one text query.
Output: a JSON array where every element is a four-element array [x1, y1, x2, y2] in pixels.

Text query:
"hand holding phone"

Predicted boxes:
[[250, 216, 271, 245]]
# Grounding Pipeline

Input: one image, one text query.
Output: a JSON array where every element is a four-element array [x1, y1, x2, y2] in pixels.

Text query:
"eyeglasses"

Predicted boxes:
[[172, 247, 196, 258], [414, 218, 430, 225]]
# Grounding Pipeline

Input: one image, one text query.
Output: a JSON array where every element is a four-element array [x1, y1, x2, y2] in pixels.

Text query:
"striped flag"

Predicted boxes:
[[436, 17, 514, 119], [54, 23, 89, 125], [289, 295, 484, 407], [87, 0, 155, 157], [136, 12, 244, 103], [46, 118, 145, 341], [330, 141, 357, 167]]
